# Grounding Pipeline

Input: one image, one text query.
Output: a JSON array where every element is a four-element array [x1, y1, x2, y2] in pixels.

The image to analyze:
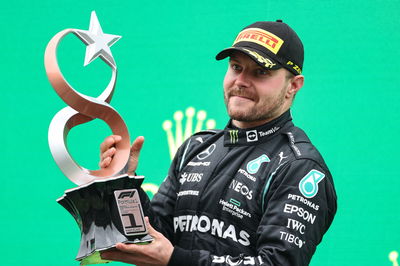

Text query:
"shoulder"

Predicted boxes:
[[262, 126, 336, 212], [281, 126, 329, 170], [176, 129, 221, 152], [172, 129, 223, 170]]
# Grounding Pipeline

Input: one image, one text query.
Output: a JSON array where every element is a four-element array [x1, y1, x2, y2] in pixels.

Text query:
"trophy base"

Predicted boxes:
[[57, 175, 153, 265]]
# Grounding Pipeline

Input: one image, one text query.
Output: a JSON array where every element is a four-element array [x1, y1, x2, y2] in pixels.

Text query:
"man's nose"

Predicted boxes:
[[234, 72, 251, 88]]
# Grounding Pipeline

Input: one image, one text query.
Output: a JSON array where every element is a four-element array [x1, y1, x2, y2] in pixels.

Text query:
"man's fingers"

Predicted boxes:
[[101, 250, 139, 264], [115, 242, 141, 253], [127, 136, 145, 174], [100, 135, 122, 153], [100, 147, 116, 161], [130, 136, 145, 157], [100, 135, 144, 173], [99, 157, 112, 168], [144, 216, 159, 237], [99, 135, 121, 169]]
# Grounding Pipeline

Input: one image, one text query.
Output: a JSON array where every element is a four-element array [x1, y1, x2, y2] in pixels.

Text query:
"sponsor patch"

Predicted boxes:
[[197, 144, 216, 160], [179, 172, 203, 185], [229, 179, 253, 200], [283, 203, 316, 224], [298, 170, 325, 198], [246, 130, 258, 142], [279, 231, 305, 248], [286, 218, 306, 234], [259, 126, 280, 137], [278, 151, 288, 164], [188, 161, 211, 167], [246, 154, 270, 174], [234, 28, 284, 54], [288, 194, 319, 211], [229, 130, 238, 144], [173, 215, 251, 247], [177, 190, 199, 197], [238, 168, 256, 182], [212, 255, 264, 265], [219, 199, 251, 219]]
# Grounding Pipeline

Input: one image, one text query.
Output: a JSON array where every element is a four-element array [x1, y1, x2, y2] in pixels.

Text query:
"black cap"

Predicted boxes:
[[216, 20, 304, 75]]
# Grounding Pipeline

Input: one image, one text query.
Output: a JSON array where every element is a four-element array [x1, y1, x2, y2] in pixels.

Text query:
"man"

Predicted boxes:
[[100, 20, 337, 266]]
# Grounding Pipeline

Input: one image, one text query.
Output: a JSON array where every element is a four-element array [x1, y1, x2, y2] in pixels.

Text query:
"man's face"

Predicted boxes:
[[223, 51, 293, 128]]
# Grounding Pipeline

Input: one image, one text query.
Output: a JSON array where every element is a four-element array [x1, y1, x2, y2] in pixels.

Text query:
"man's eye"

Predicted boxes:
[[256, 69, 269, 76], [232, 64, 241, 71]]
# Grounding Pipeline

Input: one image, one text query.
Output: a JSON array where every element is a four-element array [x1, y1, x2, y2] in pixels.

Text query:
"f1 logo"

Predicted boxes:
[[118, 190, 136, 199]]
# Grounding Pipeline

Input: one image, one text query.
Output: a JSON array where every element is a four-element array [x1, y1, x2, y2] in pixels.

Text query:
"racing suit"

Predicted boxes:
[[142, 110, 337, 266]]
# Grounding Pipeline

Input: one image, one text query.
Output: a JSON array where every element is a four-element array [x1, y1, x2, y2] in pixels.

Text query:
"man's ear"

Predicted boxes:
[[286, 75, 304, 98]]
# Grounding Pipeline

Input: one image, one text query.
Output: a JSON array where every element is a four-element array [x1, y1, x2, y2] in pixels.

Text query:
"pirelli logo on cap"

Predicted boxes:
[[234, 28, 284, 54]]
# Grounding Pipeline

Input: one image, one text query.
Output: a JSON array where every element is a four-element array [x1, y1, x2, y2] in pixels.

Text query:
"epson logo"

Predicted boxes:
[[283, 203, 316, 224], [246, 130, 258, 142]]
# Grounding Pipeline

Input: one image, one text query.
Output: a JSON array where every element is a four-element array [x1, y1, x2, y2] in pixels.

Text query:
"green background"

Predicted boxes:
[[1, 0, 399, 265]]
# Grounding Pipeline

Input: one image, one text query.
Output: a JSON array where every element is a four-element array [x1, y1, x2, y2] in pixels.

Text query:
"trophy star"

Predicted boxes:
[[75, 11, 121, 68]]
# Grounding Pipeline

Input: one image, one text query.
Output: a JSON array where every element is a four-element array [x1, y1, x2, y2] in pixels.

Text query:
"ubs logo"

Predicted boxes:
[[197, 144, 216, 160], [179, 172, 203, 185], [246, 130, 258, 142]]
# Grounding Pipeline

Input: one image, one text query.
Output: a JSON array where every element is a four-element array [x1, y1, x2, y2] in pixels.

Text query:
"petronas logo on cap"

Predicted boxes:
[[389, 251, 399, 266], [162, 107, 216, 159]]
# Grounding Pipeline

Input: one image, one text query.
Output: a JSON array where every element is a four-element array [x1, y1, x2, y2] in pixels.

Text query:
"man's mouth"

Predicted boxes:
[[229, 92, 255, 102]]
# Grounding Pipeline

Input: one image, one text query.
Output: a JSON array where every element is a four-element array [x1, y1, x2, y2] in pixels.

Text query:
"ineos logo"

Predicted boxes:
[[197, 144, 216, 160]]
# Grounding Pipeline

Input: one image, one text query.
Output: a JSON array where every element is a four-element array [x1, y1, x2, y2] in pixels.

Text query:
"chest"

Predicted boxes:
[[174, 137, 275, 230]]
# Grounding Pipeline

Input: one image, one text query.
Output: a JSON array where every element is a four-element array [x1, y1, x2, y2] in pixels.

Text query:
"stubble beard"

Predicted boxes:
[[224, 85, 287, 123]]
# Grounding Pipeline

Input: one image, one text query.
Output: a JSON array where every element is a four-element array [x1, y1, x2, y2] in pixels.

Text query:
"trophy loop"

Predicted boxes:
[[46, 12, 151, 264], [45, 13, 130, 185]]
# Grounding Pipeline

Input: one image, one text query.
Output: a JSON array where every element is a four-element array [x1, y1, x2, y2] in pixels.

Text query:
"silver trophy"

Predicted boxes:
[[45, 11, 151, 265]]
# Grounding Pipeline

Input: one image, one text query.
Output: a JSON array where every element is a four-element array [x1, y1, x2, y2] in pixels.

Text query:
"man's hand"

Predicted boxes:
[[100, 217, 174, 266], [99, 135, 145, 175]]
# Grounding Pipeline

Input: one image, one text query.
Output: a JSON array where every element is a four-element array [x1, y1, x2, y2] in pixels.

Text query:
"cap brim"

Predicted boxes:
[[216, 47, 281, 70]]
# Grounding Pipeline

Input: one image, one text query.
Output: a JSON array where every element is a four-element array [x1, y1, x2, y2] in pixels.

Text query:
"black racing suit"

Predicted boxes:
[[142, 110, 337, 266]]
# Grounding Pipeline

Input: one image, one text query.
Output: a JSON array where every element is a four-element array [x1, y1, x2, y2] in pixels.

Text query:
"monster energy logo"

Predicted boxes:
[[229, 130, 239, 144]]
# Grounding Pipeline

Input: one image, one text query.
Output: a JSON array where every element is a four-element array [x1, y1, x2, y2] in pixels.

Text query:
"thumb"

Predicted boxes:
[[144, 216, 158, 237], [127, 136, 145, 175], [144, 216, 165, 241]]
